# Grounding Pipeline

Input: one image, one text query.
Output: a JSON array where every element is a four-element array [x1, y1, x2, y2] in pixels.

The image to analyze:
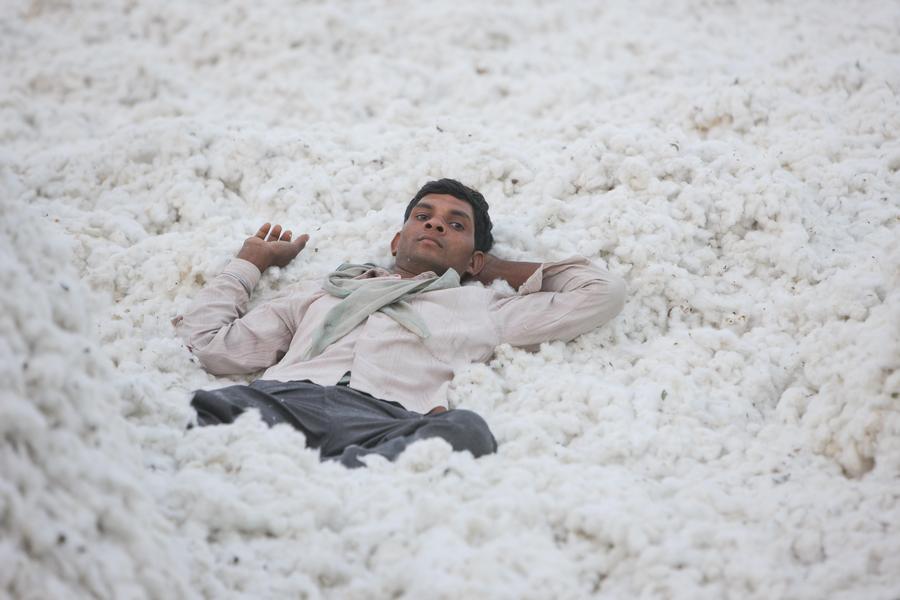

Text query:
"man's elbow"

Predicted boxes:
[[193, 353, 233, 376], [174, 322, 239, 375], [586, 274, 626, 325], [187, 341, 240, 376], [607, 274, 627, 317], [190, 341, 268, 376]]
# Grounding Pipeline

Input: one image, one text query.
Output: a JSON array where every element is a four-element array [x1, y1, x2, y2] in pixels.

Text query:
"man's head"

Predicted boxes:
[[390, 179, 494, 279]]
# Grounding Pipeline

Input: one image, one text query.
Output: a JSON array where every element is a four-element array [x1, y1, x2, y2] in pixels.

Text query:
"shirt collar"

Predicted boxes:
[[356, 266, 437, 280]]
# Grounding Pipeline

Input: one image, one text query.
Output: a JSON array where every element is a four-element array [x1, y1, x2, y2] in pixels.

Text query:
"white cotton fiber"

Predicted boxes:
[[0, 186, 195, 597], [2, 0, 899, 598]]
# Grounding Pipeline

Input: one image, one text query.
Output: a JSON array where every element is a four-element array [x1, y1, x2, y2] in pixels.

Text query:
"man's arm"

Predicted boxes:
[[488, 256, 626, 349], [174, 223, 312, 375], [235, 222, 309, 272], [473, 254, 541, 290]]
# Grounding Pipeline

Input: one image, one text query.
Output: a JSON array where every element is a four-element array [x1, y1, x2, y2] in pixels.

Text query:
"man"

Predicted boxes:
[[175, 179, 626, 468]]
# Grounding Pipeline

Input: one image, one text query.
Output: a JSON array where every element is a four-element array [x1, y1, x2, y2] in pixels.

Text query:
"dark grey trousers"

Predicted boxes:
[[191, 380, 498, 468]]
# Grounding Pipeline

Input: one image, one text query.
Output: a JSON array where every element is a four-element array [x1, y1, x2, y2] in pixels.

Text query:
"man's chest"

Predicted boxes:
[[293, 288, 498, 363]]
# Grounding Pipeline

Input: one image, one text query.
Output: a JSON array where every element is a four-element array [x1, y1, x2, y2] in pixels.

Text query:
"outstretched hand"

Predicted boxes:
[[237, 223, 310, 273]]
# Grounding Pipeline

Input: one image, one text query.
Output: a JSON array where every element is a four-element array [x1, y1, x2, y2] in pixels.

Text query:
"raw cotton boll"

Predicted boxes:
[[395, 437, 455, 472], [792, 530, 825, 565], [666, 274, 696, 302], [507, 164, 535, 187], [575, 235, 606, 258], [720, 312, 750, 334], [791, 296, 898, 477], [617, 156, 654, 191], [447, 363, 506, 413], [886, 151, 900, 173], [534, 197, 568, 230], [776, 387, 814, 425], [139, 337, 190, 373], [671, 185, 709, 227], [690, 85, 753, 134], [541, 176, 569, 200], [806, 268, 884, 323], [575, 170, 612, 195], [706, 190, 747, 234], [765, 223, 814, 279]]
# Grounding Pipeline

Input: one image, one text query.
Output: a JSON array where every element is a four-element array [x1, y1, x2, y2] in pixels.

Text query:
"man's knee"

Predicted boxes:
[[435, 409, 497, 457]]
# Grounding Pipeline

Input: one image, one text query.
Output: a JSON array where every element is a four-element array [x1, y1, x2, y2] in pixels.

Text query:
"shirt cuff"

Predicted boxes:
[[222, 258, 262, 295], [517, 255, 591, 295]]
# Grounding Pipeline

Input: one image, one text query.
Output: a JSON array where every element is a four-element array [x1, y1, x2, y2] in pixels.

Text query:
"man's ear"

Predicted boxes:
[[390, 232, 400, 257], [465, 251, 485, 278]]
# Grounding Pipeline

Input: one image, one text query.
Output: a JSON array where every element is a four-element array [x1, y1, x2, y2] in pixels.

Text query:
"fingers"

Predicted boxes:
[[286, 234, 310, 263], [255, 223, 308, 247], [255, 223, 271, 239], [267, 224, 283, 241]]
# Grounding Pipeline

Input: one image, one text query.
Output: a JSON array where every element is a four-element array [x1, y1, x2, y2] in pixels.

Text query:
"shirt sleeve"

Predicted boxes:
[[173, 258, 319, 375], [489, 256, 626, 349]]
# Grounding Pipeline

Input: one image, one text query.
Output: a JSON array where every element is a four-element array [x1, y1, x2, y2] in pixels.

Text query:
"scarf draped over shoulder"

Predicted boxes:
[[302, 263, 461, 359]]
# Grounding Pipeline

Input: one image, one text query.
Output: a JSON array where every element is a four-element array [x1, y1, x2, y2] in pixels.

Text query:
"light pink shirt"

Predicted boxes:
[[175, 257, 625, 414]]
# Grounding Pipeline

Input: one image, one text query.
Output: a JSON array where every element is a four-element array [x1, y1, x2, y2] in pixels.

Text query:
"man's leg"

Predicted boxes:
[[191, 380, 341, 449], [190, 380, 497, 468], [318, 387, 498, 468]]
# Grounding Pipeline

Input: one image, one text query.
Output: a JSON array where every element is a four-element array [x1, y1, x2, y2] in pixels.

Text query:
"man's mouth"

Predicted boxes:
[[418, 236, 442, 248]]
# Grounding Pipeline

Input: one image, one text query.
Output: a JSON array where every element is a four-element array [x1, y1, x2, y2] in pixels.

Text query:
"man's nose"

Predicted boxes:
[[425, 220, 444, 233]]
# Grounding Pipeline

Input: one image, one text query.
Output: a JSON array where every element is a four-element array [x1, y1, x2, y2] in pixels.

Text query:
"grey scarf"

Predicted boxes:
[[302, 263, 461, 359]]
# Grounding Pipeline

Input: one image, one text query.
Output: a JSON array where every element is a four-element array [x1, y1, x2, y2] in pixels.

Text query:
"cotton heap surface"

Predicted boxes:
[[2, 0, 899, 598]]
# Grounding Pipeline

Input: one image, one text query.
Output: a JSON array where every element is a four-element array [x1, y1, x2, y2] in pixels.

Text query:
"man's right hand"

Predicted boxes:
[[236, 223, 310, 273]]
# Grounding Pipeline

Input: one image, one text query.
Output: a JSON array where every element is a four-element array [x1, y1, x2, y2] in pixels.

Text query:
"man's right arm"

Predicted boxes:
[[174, 223, 311, 375]]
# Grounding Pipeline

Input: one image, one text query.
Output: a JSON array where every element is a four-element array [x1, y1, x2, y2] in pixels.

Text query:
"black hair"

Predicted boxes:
[[403, 178, 494, 252]]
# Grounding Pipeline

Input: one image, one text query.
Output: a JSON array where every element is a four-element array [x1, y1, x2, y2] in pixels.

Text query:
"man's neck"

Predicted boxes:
[[391, 258, 442, 279], [391, 263, 425, 279]]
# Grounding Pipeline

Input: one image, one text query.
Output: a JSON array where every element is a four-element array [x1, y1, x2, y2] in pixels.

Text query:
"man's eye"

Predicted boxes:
[[416, 214, 428, 220], [451, 223, 464, 230]]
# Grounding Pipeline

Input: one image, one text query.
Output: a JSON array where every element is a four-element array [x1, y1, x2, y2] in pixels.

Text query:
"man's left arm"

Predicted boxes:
[[484, 255, 626, 348], [474, 255, 542, 290]]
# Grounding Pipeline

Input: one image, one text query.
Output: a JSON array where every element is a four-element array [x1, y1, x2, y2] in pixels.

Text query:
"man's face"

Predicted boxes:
[[391, 194, 485, 278]]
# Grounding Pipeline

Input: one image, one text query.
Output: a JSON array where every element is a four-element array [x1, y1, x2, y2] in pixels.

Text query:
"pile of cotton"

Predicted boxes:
[[2, 0, 898, 598]]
